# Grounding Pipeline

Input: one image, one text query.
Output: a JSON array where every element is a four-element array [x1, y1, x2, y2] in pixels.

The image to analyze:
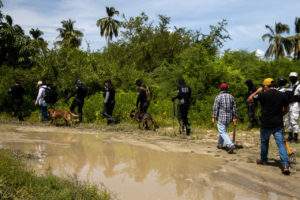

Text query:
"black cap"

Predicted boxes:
[[278, 78, 287, 87], [15, 79, 20, 84], [136, 79, 142, 86]]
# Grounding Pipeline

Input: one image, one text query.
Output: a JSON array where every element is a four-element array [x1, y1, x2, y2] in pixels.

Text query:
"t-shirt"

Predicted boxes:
[[255, 89, 289, 129]]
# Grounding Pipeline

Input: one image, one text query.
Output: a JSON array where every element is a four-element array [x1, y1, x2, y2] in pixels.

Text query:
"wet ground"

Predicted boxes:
[[0, 123, 299, 200]]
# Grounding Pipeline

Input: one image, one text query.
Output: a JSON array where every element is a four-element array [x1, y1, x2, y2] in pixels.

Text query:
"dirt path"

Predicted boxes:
[[0, 121, 299, 199]]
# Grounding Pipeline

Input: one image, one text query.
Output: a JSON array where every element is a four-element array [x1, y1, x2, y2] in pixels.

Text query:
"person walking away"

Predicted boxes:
[[171, 78, 192, 135], [35, 81, 48, 122], [65, 79, 87, 123], [212, 83, 237, 153], [8, 79, 25, 121], [247, 78, 290, 175], [285, 72, 300, 143], [245, 80, 258, 130], [102, 79, 115, 125], [136, 79, 150, 113], [277, 78, 287, 92]]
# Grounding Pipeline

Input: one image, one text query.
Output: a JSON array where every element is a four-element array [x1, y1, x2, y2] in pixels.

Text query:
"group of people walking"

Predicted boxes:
[[8, 73, 299, 175]]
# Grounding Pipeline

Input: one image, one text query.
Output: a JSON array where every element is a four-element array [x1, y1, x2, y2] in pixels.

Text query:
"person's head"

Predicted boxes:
[[37, 80, 43, 87], [244, 80, 253, 88], [178, 78, 186, 86], [75, 78, 82, 86], [289, 72, 298, 84], [104, 79, 112, 87], [219, 83, 228, 91], [278, 78, 287, 87], [262, 78, 274, 90], [135, 79, 143, 86], [15, 79, 20, 85]]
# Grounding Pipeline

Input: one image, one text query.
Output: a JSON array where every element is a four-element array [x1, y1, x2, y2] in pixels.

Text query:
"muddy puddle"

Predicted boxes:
[[0, 127, 298, 200]]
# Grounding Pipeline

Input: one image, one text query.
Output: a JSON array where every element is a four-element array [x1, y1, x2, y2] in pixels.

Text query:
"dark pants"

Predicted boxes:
[[247, 102, 257, 125], [70, 98, 84, 122], [139, 101, 149, 113], [12, 99, 24, 121], [102, 101, 115, 124], [178, 104, 190, 130]]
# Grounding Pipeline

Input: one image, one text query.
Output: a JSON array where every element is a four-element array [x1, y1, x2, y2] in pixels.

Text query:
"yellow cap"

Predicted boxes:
[[263, 78, 274, 86]]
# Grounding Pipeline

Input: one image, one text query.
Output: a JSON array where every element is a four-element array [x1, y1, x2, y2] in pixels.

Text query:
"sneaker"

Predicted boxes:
[[227, 145, 235, 154], [256, 159, 267, 166], [281, 166, 290, 175]]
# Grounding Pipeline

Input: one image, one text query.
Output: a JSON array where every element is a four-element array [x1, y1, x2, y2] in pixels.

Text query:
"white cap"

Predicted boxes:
[[37, 81, 43, 87], [289, 72, 298, 77]]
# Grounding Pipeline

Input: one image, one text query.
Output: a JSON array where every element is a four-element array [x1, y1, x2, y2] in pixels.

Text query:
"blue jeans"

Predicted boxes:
[[217, 122, 234, 148], [41, 103, 48, 121], [260, 128, 289, 166]]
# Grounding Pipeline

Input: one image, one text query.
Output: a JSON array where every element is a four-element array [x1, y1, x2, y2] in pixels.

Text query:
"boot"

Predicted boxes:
[[294, 133, 298, 143], [186, 125, 191, 136], [287, 132, 293, 142]]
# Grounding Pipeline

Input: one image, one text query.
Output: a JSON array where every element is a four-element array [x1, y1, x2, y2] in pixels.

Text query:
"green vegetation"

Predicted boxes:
[[0, 149, 110, 199], [1, 1, 300, 127]]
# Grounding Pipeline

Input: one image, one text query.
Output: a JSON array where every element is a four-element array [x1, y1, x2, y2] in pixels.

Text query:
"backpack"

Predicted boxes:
[[44, 86, 57, 104], [140, 85, 151, 102], [285, 83, 299, 103]]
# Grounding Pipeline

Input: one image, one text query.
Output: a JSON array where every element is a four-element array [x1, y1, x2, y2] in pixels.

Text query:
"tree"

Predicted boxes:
[[55, 19, 83, 48], [29, 28, 44, 41], [287, 18, 300, 60], [262, 22, 293, 59], [96, 6, 120, 44]]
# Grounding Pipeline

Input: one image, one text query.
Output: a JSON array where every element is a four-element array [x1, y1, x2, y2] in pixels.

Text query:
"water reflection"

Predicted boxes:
[[0, 131, 296, 200]]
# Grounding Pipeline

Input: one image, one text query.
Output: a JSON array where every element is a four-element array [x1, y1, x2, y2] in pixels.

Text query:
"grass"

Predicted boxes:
[[0, 150, 111, 200]]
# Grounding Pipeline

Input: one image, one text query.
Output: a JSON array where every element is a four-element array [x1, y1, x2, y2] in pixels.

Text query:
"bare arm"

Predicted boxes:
[[283, 106, 289, 116], [247, 87, 263, 102]]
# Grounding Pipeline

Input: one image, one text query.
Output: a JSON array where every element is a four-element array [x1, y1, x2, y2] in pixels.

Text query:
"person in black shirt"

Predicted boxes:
[[8, 80, 25, 121], [172, 78, 192, 135], [66, 79, 87, 122], [247, 78, 290, 175], [136, 79, 150, 113], [102, 79, 115, 125], [245, 80, 258, 130]]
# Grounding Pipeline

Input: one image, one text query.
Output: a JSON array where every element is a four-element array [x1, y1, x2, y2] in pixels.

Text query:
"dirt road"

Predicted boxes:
[[0, 121, 299, 200]]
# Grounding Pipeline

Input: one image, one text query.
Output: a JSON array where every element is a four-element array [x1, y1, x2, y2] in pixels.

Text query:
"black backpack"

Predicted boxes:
[[44, 86, 57, 104]]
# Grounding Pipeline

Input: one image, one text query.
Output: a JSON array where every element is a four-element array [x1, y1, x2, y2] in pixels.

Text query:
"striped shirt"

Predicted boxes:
[[212, 91, 238, 125]]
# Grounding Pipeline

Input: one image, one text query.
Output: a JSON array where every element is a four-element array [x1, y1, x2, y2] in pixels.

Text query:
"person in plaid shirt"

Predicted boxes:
[[212, 83, 237, 153]]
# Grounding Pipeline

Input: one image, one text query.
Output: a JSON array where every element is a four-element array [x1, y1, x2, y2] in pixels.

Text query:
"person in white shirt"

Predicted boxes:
[[35, 81, 48, 121]]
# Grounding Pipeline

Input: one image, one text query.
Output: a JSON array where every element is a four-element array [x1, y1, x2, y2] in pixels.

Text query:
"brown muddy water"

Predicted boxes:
[[0, 128, 298, 200]]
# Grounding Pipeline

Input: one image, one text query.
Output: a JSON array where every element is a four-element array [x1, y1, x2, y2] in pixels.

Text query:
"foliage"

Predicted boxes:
[[1, 1, 300, 127], [0, 149, 110, 199], [55, 19, 83, 48]]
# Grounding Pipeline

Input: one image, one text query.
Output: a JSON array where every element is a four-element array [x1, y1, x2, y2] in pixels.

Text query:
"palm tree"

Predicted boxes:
[[287, 18, 300, 60], [262, 22, 293, 59], [96, 6, 120, 44], [55, 19, 83, 48], [0, 15, 24, 35], [29, 28, 44, 41]]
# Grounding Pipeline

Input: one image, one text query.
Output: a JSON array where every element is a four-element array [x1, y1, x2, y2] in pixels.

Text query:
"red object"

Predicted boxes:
[[220, 83, 228, 91]]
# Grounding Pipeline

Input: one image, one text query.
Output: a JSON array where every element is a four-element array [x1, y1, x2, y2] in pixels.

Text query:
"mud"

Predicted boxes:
[[0, 122, 299, 200]]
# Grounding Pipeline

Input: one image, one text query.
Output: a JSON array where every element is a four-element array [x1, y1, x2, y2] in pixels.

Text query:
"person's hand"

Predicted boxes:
[[233, 118, 237, 126], [211, 118, 215, 124]]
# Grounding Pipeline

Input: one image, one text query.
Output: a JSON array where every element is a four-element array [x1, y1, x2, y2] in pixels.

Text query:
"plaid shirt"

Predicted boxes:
[[212, 91, 238, 125]]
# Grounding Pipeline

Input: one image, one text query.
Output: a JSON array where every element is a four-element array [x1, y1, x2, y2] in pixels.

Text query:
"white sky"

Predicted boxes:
[[2, 0, 300, 53]]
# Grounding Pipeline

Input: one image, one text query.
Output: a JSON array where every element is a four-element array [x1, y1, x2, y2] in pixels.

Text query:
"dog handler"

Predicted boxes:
[[65, 79, 87, 122], [102, 79, 115, 125], [8, 79, 25, 121], [212, 83, 237, 153], [171, 78, 192, 135], [247, 78, 290, 175], [135, 79, 150, 113], [35, 81, 48, 122]]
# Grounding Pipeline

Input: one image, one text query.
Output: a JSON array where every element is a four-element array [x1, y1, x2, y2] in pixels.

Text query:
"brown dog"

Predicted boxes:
[[48, 107, 79, 126], [130, 110, 155, 131]]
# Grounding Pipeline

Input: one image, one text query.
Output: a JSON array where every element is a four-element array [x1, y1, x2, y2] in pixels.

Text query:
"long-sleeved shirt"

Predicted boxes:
[[35, 85, 47, 105], [212, 91, 238, 125]]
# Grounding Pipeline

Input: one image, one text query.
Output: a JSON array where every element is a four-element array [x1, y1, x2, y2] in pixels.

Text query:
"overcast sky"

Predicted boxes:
[[2, 0, 300, 54]]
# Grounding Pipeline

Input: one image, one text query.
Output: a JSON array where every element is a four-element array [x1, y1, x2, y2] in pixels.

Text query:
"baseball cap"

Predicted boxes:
[[219, 83, 228, 91], [262, 78, 274, 86], [289, 72, 298, 77], [37, 81, 43, 87]]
